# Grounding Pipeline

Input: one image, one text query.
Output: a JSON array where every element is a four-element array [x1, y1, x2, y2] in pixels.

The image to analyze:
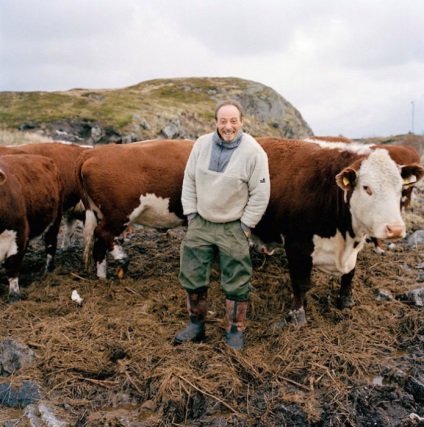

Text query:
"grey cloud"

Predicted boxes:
[[1, 0, 423, 137]]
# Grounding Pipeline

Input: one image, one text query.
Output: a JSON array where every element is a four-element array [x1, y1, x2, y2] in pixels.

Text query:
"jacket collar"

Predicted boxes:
[[212, 129, 243, 149]]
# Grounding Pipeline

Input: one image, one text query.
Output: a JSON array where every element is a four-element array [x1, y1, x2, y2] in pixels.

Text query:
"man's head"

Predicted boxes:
[[215, 99, 244, 142]]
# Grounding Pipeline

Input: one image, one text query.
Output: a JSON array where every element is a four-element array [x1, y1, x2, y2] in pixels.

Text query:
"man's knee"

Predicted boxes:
[[179, 242, 214, 290]]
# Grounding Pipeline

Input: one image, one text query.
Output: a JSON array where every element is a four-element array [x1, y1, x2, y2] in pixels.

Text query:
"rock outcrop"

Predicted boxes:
[[1, 77, 313, 144]]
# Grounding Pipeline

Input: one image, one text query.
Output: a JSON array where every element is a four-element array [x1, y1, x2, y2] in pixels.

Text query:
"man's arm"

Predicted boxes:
[[181, 146, 199, 217], [240, 149, 270, 229]]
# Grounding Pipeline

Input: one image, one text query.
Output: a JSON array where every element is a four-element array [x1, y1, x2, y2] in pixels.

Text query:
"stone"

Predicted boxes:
[[0, 381, 41, 408], [0, 339, 35, 376], [376, 289, 394, 302], [406, 230, 424, 249], [396, 287, 424, 307]]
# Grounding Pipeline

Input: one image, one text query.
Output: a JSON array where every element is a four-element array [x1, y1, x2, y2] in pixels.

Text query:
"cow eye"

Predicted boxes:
[[363, 185, 372, 195]]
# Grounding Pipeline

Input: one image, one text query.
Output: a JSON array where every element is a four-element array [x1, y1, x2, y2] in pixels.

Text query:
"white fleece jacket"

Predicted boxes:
[[181, 132, 270, 228]]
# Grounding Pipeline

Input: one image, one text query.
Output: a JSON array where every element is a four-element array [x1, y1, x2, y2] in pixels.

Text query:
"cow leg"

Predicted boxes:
[[7, 277, 20, 303], [93, 237, 108, 278], [44, 213, 62, 273], [2, 230, 27, 302], [4, 251, 26, 302], [110, 238, 130, 279], [93, 226, 110, 279], [44, 228, 59, 273], [61, 211, 76, 251], [371, 237, 385, 255], [62, 203, 86, 250], [285, 246, 313, 327], [338, 268, 355, 309], [93, 222, 129, 279]]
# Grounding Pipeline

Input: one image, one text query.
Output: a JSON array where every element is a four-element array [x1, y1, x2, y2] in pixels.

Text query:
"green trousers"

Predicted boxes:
[[179, 216, 252, 302]]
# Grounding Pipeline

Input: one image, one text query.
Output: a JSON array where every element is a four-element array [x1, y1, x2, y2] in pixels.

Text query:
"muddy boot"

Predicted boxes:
[[174, 290, 207, 345], [224, 299, 248, 350]]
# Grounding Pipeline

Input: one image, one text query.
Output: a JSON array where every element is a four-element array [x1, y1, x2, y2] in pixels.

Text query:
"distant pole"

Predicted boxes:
[[411, 101, 415, 134]]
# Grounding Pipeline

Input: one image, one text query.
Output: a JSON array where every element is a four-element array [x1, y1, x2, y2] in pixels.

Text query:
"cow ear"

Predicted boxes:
[[401, 164, 424, 187], [336, 167, 357, 190], [0, 170, 6, 185]]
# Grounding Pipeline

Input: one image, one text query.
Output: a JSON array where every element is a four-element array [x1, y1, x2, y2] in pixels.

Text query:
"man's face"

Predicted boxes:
[[216, 105, 243, 142]]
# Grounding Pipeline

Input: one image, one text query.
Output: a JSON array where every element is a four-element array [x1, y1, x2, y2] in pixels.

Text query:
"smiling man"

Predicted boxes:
[[174, 99, 270, 350]]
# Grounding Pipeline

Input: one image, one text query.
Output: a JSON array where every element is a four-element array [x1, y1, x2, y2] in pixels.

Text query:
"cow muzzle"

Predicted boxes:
[[385, 222, 405, 239]]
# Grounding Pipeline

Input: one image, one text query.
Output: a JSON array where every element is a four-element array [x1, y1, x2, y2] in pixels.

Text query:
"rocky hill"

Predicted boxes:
[[0, 77, 313, 144]]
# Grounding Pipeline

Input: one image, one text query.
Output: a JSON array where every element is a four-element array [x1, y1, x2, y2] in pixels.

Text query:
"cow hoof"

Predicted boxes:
[[286, 308, 307, 327], [373, 247, 386, 255], [115, 258, 130, 279], [8, 292, 22, 303], [46, 264, 55, 273], [338, 295, 355, 309]]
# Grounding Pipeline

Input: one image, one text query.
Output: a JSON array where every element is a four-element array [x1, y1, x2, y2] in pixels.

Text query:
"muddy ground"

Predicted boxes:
[[1, 186, 424, 426]]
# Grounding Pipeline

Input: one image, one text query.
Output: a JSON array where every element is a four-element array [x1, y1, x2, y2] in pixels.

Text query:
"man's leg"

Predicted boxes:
[[217, 221, 252, 350], [175, 216, 215, 344]]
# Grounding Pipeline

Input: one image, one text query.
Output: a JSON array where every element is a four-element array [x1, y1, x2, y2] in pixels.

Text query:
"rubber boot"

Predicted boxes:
[[224, 299, 248, 350], [174, 290, 207, 345]]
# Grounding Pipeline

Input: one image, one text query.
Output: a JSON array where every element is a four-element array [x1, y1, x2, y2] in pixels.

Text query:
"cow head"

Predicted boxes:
[[336, 149, 424, 240]]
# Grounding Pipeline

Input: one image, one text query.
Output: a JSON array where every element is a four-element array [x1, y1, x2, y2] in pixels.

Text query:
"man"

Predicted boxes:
[[174, 99, 270, 350]]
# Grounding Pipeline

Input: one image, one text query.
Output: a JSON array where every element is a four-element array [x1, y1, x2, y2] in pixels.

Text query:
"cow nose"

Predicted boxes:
[[385, 223, 405, 239]]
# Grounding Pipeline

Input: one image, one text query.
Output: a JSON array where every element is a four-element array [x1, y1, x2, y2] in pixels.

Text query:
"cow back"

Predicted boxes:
[[0, 154, 64, 238], [255, 137, 367, 242], [77, 139, 194, 221], [371, 144, 420, 165], [0, 142, 88, 211]]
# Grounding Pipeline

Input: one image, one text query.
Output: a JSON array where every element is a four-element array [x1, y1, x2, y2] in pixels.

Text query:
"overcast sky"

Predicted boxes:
[[1, 0, 423, 138]]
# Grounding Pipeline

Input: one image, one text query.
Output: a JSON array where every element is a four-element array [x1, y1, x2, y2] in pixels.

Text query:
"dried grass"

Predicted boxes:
[[0, 183, 423, 425], [0, 127, 53, 146]]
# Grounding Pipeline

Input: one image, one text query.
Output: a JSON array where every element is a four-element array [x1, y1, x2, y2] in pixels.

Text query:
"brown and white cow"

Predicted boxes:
[[0, 154, 64, 301], [304, 137, 422, 254], [255, 137, 424, 326], [76, 137, 423, 328], [0, 142, 90, 249], [75, 139, 194, 278]]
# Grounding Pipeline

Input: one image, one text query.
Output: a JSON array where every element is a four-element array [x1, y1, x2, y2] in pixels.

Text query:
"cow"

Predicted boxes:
[[0, 142, 90, 249], [303, 137, 422, 254], [255, 137, 424, 326], [76, 137, 424, 326], [0, 154, 64, 301], [75, 139, 194, 278]]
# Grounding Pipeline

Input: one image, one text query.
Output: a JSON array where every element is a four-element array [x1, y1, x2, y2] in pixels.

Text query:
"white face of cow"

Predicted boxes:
[[338, 149, 405, 240]]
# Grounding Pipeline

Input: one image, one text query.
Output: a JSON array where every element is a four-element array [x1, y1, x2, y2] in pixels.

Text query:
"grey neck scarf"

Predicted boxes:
[[209, 129, 243, 172]]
